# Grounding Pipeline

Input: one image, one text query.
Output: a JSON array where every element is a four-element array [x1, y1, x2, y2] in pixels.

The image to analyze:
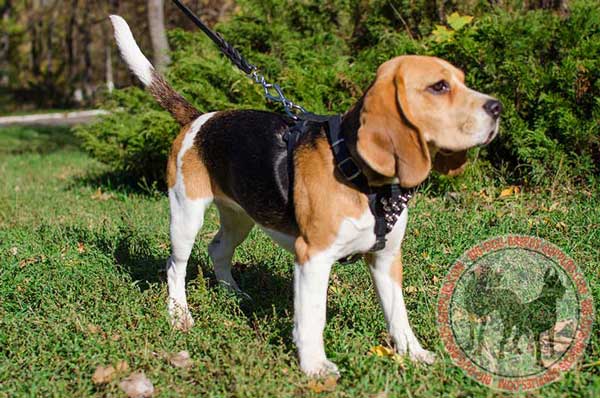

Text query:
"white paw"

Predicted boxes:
[[168, 301, 194, 332], [409, 349, 436, 365], [392, 332, 436, 365], [301, 359, 340, 378]]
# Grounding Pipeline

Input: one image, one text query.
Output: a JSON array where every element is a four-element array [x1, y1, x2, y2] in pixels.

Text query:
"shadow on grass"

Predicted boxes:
[[63, 223, 295, 346], [219, 261, 295, 347], [233, 262, 293, 314], [72, 169, 166, 198], [0, 125, 80, 155]]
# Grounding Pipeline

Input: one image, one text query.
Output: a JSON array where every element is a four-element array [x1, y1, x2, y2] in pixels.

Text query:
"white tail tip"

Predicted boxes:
[[110, 15, 154, 86]]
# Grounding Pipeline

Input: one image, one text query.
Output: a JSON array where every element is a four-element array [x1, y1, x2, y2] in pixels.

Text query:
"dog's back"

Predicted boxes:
[[111, 15, 311, 232], [195, 110, 296, 231]]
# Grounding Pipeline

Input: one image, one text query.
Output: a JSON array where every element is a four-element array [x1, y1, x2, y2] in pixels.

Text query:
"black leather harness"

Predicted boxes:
[[284, 113, 414, 260], [172, 0, 414, 259]]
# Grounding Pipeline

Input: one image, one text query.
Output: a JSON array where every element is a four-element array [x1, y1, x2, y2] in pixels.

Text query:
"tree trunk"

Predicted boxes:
[[0, 0, 12, 86], [102, 19, 114, 93], [65, 0, 77, 99], [77, 0, 93, 102], [147, 0, 170, 73]]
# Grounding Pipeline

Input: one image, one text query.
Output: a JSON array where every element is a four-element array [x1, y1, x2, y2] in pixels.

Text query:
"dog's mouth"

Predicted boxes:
[[482, 129, 496, 145], [481, 121, 500, 146], [437, 124, 498, 154]]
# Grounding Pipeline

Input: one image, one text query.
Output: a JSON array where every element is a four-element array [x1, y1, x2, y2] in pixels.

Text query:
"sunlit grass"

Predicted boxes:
[[1, 126, 598, 397]]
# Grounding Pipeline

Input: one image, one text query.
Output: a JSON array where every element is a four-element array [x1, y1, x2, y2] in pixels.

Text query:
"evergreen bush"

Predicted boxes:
[[76, 0, 600, 188]]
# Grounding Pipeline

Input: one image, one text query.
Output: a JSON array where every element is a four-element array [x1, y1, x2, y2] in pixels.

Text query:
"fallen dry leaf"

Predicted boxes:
[[18, 255, 45, 268], [77, 242, 86, 253], [372, 392, 388, 398], [10, 247, 18, 256], [307, 376, 337, 393], [92, 365, 115, 385], [119, 372, 154, 398], [499, 185, 520, 198], [329, 285, 342, 295], [115, 360, 129, 373], [369, 345, 407, 368], [87, 324, 102, 335], [556, 221, 568, 232], [392, 353, 407, 369], [91, 188, 115, 201], [405, 286, 418, 295], [169, 350, 193, 369], [477, 189, 492, 201], [369, 345, 395, 357]]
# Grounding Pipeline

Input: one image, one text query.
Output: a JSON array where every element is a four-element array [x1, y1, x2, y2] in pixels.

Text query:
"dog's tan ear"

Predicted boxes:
[[356, 58, 431, 187], [433, 150, 468, 176]]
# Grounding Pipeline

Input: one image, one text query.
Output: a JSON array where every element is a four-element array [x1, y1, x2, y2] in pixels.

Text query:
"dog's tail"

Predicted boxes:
[[109, 15, 200, 126]]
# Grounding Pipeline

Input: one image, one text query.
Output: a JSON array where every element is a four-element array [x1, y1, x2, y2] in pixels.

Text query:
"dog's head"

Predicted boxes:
[[357, 55, 501, 187], [543, 268, 566, 300]]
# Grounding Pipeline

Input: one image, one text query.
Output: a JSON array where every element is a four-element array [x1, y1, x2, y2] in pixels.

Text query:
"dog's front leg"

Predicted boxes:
[[366, 251, 435, 364], [293, 251, 338, 377]]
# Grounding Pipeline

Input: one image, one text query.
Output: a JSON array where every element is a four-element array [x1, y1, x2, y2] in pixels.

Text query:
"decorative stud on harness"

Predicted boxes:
[[172, 0, 415, 257]]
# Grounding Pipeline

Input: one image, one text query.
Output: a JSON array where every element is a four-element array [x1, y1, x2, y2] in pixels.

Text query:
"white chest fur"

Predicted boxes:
[[261, 207, 409, 261]]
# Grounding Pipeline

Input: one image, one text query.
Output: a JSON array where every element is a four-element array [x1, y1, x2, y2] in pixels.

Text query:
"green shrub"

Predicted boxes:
[[76, 0, 600, 188]]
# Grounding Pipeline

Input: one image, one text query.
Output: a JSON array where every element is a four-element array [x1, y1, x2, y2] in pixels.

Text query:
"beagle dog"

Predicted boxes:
[[111, 16, 501, 377]]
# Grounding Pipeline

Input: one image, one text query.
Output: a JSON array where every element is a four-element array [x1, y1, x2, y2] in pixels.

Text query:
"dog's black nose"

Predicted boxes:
[[483, 99, 502, 119]]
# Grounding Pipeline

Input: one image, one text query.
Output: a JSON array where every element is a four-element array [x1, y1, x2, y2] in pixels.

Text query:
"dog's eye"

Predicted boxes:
[[428, 80, 450, 94]]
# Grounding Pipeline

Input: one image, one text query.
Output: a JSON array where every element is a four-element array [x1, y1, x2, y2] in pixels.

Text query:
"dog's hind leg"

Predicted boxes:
[[209, 201, 254, 295], [475, 317, 488, 353], [167, 191, 211, 331], [535, 333, 543, 366], [166, 113, 217, 331]]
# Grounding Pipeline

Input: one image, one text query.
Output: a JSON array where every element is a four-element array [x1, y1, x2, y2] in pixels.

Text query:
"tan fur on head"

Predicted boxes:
[[357, 55, 499, 187], [357, 58, 431, 188]]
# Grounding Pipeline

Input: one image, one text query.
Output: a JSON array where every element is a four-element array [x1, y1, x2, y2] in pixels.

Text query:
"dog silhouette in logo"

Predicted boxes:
[[494, 267, 566, 366], [463, 265, 566, 366], [463, 264, 503, 351]]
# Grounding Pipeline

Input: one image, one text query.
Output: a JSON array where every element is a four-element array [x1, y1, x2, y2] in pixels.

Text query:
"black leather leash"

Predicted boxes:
[[171, 0, 306, 118], [173, 1, 414, 260], [172, 0, 254, 74]]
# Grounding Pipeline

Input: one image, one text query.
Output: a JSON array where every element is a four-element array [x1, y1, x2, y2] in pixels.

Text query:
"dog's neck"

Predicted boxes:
[[340, 97, 399, 187]]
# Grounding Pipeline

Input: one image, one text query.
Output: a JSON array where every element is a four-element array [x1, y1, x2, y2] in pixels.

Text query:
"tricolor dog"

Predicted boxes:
[[110, 15, 501, 377]]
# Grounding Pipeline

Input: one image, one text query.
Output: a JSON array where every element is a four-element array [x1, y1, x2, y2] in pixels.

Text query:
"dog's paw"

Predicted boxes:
[[301, 359, 340, 378], [171, 312, 194, 332], [168, 302, 194, 332], [409, 349, 436, 365]]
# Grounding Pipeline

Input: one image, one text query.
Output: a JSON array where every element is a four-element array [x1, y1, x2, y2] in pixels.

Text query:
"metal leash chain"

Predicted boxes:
[[249, 70, 307, 118], [172, 0, 306, 119]]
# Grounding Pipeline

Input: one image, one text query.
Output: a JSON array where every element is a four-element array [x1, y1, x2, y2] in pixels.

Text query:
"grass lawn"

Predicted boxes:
[[0, 125, 598, 397]]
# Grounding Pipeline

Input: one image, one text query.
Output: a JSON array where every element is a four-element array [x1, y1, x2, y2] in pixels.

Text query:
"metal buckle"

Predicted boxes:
[[330, 138, 345, 147], [337, 157, 361, 181]]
